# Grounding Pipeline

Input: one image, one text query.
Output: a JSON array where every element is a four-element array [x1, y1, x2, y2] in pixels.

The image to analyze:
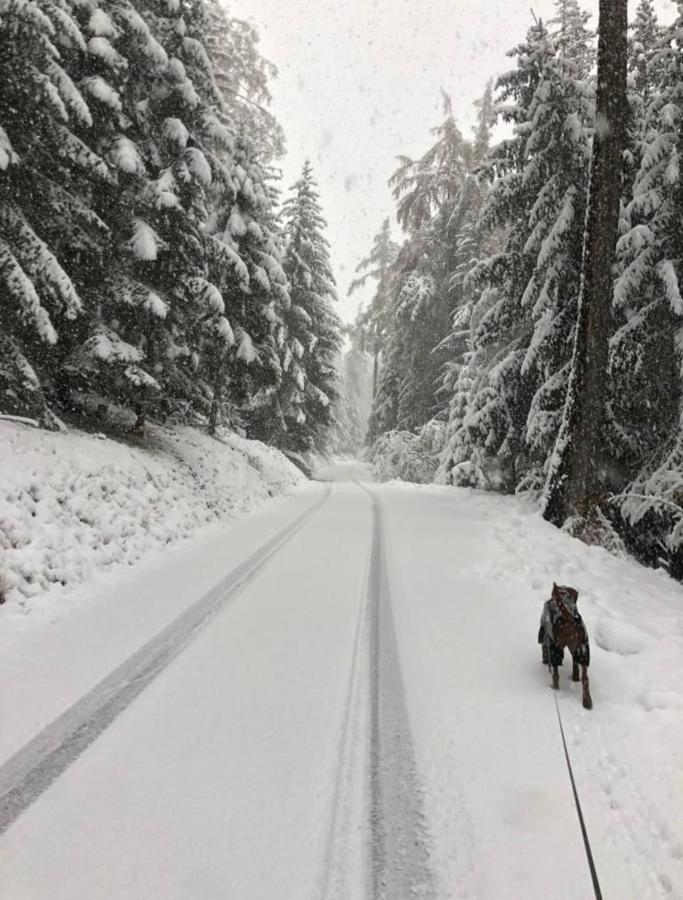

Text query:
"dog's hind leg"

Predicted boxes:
[[571, 656, 580, 682], [552, 666, 560, 690], [581, 665, 592, 709]]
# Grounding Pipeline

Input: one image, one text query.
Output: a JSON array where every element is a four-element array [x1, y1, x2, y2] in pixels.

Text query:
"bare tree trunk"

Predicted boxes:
[[208, 394, 219, 436], [544, 0, 628, 528], [131, 402, 146, 436]]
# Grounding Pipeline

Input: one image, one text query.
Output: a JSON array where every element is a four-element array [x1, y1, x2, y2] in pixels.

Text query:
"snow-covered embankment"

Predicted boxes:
[[0, 420, 304, 613]]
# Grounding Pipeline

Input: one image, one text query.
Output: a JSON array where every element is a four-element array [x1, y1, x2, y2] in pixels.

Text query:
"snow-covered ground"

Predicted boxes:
[[0, 460, 681, 898], [0, 419, 303, 611], [379, 481, 683, 899]]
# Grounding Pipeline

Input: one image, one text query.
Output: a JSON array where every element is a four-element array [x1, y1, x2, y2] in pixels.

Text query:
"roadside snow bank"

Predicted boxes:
[[0, 421, 303, 610]]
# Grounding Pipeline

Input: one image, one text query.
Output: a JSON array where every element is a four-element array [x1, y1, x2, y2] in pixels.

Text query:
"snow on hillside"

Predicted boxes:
[[0, 420, 303, 611]]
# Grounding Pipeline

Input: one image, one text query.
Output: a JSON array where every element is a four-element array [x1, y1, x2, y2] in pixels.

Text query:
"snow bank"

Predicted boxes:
[[0, 421, 303, 610]]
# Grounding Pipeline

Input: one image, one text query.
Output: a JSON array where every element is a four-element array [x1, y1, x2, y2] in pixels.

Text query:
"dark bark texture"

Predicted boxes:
[[544, 0, 628, 526]]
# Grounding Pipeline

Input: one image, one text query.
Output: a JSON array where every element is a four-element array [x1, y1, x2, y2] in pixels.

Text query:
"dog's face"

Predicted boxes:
[[552, 582, 578, 604]]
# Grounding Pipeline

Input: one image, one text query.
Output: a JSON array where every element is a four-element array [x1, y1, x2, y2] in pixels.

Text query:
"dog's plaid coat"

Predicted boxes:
[[538, 585, 590, 668]]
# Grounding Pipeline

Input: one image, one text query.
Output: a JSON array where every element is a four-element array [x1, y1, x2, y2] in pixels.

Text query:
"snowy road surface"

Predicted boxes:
[[1, 465, 682, 898]]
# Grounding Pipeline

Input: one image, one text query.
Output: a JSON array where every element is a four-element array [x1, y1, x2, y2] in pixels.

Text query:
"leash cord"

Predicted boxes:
[[554, 696, 603, 900]]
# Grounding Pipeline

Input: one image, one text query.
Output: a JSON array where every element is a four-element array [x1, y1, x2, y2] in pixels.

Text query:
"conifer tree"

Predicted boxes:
[[368, 94, 487, 440], [0, 0, 93, 425], [0, 0, 290, 435], [544, 0, 628, 529], [607, 0, 667, 473], [605, 6, 683, 566], [278, 161, 343, 453], [348, 217, 398, 443], [329, 326, 373, 454], [440, 18, 593, 490], [62, 0, 237, 428], [549, 0, 595, 77], [628, 0, 662, 102]]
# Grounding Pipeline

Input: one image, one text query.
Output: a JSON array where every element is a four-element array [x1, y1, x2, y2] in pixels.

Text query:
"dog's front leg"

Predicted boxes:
[[552, 666, 560, 690]]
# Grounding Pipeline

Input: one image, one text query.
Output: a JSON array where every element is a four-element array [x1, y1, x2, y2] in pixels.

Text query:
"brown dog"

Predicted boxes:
[[538, 583, 592, 709]]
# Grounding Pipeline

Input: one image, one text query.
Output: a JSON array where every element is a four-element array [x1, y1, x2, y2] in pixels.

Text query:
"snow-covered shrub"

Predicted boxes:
[[612, 433, 683, 575], [370, 421, 445, 483]]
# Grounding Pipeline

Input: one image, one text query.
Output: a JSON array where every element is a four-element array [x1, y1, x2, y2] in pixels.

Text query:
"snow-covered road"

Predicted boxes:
[[1, 466, 682, 898]]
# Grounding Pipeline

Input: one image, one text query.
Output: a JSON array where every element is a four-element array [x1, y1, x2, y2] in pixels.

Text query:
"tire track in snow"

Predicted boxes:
[[359, 483, 435, 900], [320, 483, 373, 900], [0, 484, 332, 837]]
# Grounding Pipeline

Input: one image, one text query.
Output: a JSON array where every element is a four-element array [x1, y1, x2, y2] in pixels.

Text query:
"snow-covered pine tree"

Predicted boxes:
[[438, 82, 496, 420], [439, 16, 593, 492], [0, 0, 95, 426], [602, 0, 665, 479], [59, 0, 240, 429], [609, 6, 683, 570], [348, 217, 398, 442], [544, 0, 628, 531], [204, 143, 290, 436], [549, 0, 595, 77], [629, 0, 663, 99], [199, 1, 290, 436], [606, 0, 665, 474], [278, 161, 343, 454], [204, 6, 284, 163], [621, 0, 664, 203], [369, 94, 484, 440], [328, 325, 373, 455]]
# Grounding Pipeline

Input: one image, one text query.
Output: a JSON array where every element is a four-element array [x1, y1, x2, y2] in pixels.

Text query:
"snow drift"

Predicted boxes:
[[0, 420, 303, 609]]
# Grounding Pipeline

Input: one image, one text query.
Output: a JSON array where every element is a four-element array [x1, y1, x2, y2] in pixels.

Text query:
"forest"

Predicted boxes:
[[349, 0, 683, 577], [2, 0, 683, 575], [0, 0, 343, 457]]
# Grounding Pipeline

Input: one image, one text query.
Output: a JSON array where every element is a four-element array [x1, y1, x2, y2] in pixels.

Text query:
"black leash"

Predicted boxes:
[[554, 695, 603, 899]]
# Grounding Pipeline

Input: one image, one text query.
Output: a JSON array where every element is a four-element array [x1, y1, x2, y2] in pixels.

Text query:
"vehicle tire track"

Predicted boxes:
[[320, 492, 373, 900], [0, 484, 332, 837], [359, 482, 435, 900]]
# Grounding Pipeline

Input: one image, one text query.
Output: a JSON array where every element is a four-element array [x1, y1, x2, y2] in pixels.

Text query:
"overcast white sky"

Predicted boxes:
[[233, 0, 675, 323]]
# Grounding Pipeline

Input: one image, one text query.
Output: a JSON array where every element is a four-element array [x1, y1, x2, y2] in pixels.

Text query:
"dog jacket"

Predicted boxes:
[[538, 586, 590, 667]]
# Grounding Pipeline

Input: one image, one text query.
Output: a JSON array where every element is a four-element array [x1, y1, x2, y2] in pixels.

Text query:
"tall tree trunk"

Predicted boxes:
[[544, 0, 628, 528], [372, 325, 379, 401], [208, 370, 223, 436]]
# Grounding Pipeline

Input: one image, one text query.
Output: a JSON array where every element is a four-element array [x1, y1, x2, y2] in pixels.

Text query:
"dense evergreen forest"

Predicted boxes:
[[2, 0, 683, 575], [0, 0, 343, 455], [356, 0, 683, 576]]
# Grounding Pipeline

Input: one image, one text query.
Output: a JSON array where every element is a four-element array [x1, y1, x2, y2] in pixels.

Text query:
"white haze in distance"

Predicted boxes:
[[233, 0, 675, 323]]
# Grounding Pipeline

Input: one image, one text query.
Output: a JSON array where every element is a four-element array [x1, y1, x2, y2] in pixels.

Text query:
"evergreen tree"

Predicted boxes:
[[0, 0, 290, 436], [348, 217, 398, 441], [440, 18, 593, 491], [628, 0, 662, 103], [0, 0, 93, 426], [544, 0, 628, 530], [63, 0, 235, 429], [328, 326, 373, 455], [549, 0, 595, 77], [277, 161, 343, 453], [204, 7, 284, 163], [608, 6, 683, 568], [369, 93, 489, 441]]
